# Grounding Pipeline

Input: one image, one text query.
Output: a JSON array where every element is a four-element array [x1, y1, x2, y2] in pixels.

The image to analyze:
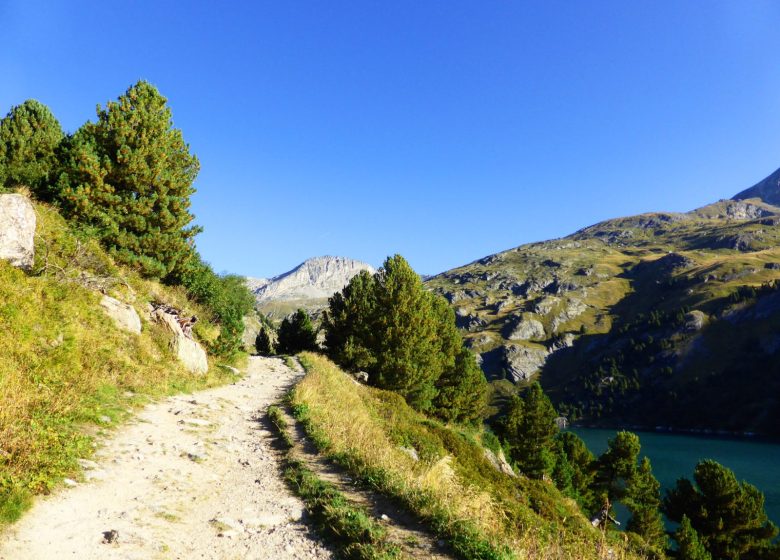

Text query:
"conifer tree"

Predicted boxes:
[[664, 459, 779, 559], [370, 255, 446, 411], [593, 431, 641, 499], [56, 81, 201, 279], [322, 270, 377, 372], [323, 254, 487, 418], [624, 457, 667, 552], [277, 309, 318, 355], [555, 431, 597, 511], [501, 383, 558, 479], [675, 516, 712, 560], [255, 327, 273, 355], [433, 346, 488, 425], [0, 99, 63, 197]]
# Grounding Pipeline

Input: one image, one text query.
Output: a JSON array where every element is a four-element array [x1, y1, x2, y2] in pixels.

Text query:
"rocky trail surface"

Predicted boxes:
[[0, 357, 333, 560]]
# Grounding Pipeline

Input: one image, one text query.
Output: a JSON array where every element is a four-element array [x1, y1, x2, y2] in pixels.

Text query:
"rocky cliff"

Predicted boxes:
[[427, 166, 780, 436], [247, 256, 375, 318]]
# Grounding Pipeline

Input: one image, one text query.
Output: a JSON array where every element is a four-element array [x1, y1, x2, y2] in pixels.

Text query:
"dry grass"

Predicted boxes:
[[292, 353, 646, 560]]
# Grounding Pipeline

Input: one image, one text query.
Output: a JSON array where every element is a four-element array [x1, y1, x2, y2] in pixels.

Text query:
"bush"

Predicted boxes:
[[174, 254, 255, 358]]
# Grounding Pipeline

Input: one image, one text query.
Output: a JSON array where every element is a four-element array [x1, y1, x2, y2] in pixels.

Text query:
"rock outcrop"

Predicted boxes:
[[247, 256, 375, 303], [503, 344, 548, 382], [151, 307, 208, 374], [506, 316, 545, 341], [100, 295, 142, 334], [0, 194, 36, 271]]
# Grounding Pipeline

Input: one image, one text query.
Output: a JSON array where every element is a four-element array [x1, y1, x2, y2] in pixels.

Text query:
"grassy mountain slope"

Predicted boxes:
[[291, 353, 644, 559], [0, 200, 237, 524], [427, 173, 780, 436]]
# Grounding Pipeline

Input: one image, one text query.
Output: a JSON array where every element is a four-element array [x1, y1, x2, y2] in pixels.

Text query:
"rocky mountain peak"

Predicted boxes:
[[247, 256, 375, 303], [732, 166, 780, 206]]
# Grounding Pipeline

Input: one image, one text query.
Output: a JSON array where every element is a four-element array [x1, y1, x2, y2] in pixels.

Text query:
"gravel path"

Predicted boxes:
[[0, 357, 333, 560]]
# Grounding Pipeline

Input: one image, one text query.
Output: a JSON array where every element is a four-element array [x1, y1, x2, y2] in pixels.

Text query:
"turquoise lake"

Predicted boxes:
[[572, 428, 780, 527]]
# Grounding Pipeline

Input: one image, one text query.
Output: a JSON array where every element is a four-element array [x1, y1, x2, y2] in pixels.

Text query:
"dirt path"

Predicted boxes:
[[0, 357, 333, 560]]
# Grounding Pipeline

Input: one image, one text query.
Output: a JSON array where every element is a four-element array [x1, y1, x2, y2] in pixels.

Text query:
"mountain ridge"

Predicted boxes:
[[426, 166, 780, 436]]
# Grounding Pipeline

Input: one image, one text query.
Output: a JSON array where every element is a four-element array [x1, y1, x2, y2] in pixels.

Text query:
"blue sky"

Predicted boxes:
[[2, 1, 780, 277]]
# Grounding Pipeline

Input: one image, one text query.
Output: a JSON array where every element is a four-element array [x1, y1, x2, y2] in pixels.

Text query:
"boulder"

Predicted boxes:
[[152, 308, 208, 374], [506, 316, 545, 341], [0, 194, 36, 271], [684, 310, 707, 332], [503, 344, 548, 383], [100, 295, 142, 334], [483, 448, 516, 478]]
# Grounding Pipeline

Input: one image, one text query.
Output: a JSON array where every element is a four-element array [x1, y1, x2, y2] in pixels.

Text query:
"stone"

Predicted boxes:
[[152, 308, 208, 374], [100, 295, 142, 334], [0, 194, 36, 271], [483, 448, 516, 477], [684, 310, 707, 332], [398, 446, 419, 462], [502, 344, 548, 383], [506, 316, 545, 341]]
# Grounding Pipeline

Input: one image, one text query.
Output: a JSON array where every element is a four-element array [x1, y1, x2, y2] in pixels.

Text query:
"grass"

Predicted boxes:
[[267, 404, 402, 560], [0, 200, 240, 526], [290, 353, 644, 560]]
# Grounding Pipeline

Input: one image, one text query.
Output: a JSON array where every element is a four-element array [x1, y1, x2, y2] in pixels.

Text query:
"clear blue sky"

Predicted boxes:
[[2, 1, 780, 278]]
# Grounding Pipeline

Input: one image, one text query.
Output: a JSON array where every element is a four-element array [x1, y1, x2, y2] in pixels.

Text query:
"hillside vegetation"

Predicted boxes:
[[290, 352, 643, 560], [427, 192, 780, 436], [0, 201, 239, 524]]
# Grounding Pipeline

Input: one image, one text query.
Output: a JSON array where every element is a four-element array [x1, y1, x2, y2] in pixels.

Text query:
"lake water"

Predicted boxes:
[[572, 428, 780, 527]]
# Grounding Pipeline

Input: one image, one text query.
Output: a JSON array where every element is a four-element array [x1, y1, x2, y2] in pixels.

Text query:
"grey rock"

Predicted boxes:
[[764, 263, 780, 270], [0, 194, 36, 271], [503, 344, 548, 383], [152, 308, 208, 374], [398, 446, 419, 462], [100, 295, 142, 334], [684, 310, 707, 332], [506, 316, 545, 341], [483, 448, 516, 477]]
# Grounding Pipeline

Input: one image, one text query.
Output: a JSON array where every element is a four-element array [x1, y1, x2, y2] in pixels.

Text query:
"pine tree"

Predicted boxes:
[[664, 459, 779, 559], [255, 327, 273, 355], [624, 457, 667, 552], [0, 99, 63, 197], [433, 346, 488, 425], [675, 516, 712, 560], [370, 255, 447, 411], [277, 309, 318, 355], [502, 383, 558, 479], [555, 431, 597, 511], [323, 270, 377, 372], [56, 81, 201, 279], [323, 254, 487, 419], [593, 431, 641, 500]]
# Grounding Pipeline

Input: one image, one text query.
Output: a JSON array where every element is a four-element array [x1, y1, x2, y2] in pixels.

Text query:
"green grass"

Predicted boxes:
[[266, 405, 401, 560], [291, 353, 640, 560]]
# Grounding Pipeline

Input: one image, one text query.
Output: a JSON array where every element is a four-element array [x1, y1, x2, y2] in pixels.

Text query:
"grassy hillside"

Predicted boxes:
[[426, 198, 780, 436], [290, 352, 646, 560], [0, 200, 238, 525]]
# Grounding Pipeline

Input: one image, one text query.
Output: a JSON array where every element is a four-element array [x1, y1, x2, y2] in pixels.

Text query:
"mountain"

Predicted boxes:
[[247, 256, 375, 318], [427, 166, 780, 436]]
